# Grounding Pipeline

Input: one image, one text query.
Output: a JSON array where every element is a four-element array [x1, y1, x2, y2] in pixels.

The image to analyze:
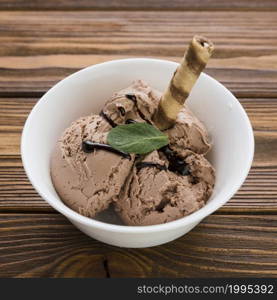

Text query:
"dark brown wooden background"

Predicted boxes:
[[0, 0, 277, 278]]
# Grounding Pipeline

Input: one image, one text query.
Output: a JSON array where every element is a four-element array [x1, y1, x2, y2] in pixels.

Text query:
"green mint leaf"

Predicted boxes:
[[107, 123, 169, 154]]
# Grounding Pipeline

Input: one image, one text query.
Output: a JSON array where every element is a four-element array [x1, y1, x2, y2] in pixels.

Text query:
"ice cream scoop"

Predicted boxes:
[[115, 150, 215, 226], [102, 80, 211, 156], [166, 105, 211, 156], [101, 80, 160, 126], [51, 114, 134, 217]]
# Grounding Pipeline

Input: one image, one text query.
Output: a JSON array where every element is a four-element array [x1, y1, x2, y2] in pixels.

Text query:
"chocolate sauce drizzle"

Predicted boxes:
[[125, 93, 137, 102], [135, 147, 190, 176], [136, 162, 167, 171], [118, 106, 126, 116], [82, 141, 131, 160], [100, 111, 117, 128], [125, 119, 137, 124], [159, 146, 190, 176], [125, 94, 151, 124]]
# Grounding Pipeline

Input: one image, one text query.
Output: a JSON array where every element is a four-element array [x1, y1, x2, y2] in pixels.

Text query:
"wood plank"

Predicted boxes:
[[0, 0, 277, 11], [0, 97, 276, 211], [0, 213, 277, 278], [1, 65, 277, 98], [0, 11, 276, 57], [0, 11, 277, 96]]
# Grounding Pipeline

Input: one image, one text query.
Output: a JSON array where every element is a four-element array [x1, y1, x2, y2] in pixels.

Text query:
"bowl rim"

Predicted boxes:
[[21, 58, 255, 233]]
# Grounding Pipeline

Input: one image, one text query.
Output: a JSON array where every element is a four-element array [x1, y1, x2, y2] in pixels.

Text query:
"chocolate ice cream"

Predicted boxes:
[[51, 80, 159, 217], [101, 79, 160, 126], [166, 106, 211, 156], [51, 114, 134, 217], [51, 80, 215, 225], [115, 150, 214, 226]]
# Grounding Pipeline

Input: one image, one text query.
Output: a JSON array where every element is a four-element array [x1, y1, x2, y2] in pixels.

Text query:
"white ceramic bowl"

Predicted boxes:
[[21, 58, 254, 248]]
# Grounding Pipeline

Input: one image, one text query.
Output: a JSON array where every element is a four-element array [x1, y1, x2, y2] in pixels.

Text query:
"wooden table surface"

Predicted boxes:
[[1, 0, 277, 278]]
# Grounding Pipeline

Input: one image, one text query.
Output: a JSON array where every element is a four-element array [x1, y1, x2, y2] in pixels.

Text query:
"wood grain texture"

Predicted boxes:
[[0, 3, 277, 279], [0, 213, 277, 278], [0, 11, 277, 96], [0, 97, 276, 211], [0, 0, 277, 11]]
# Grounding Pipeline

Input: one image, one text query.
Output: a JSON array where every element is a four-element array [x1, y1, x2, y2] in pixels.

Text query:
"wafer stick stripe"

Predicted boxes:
[[169, 78, 189, 105]]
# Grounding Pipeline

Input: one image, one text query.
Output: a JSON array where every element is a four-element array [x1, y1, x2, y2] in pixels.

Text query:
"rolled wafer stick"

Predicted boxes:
[[153, 35, 214, 130]]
